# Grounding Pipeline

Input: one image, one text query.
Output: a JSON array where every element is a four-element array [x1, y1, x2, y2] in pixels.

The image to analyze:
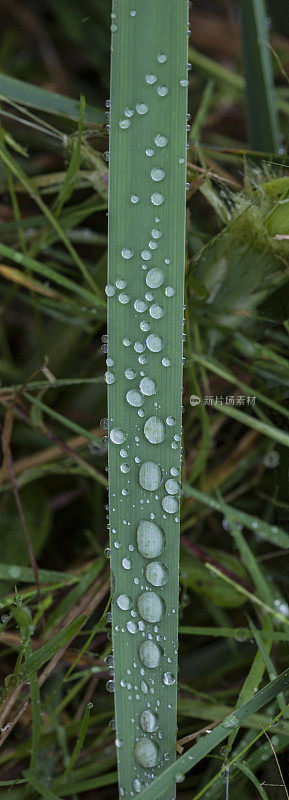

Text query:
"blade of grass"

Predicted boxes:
[[240, 0, 280, 152], [107, 2, 188, 798], [0, 73, 104, 126]]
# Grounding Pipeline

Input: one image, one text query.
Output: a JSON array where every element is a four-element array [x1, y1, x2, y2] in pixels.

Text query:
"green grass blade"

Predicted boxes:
[[136, 667, 289, 800], [0, 73, 104, 126], [241, 0, 280, 151], [107, 2, 188, 798]]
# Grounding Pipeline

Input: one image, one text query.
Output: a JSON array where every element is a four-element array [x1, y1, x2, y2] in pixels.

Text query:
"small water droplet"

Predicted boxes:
[[119, 119, 130, 129], [105, 371, 115, 384], [123, 338, 131, 346], [106, 680, 115, 692], [141, 249, 152, 261], [165, 479, 179, 495], [117, 594, 131, 610], [122, 557, 132, 570], [166, 416, 175, 426], [110, 428, 126, 444], [136, 102, 148, 115], [163, 672, 175, 685], [116, 278, 126, 289], [146, 73, 157, 84], [154, 134, 168, 148], [115, 738, 123, 748], [133, 779, 144, 793], [162, 357, 171, 367], [130, 194, 139, 203], [134, 299, 147, 313], [130, 9, 137, 16], [165, 286, 175, 297], [146, 268, 164, 289], [151, 167, 165, 182], [134, 341, 145, 353], [157, 53, 167, 63], [125, 368, 136, 379], [127, 620, 137, 633], [118, 293, 130, 304], [146, 148, 155, 156], [180, 79, 189, 87], [105, 284, 116, 297], [157, 86, 168, 96], [121, 248, 133, 259]]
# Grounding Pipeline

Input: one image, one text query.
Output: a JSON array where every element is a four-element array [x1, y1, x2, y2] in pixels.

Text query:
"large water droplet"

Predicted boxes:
[[140, 680, 148, 693], [137, 520, 165, 558], [139, 640, 162, 668], [110, 428, 126, 444], [151, 193, 164, 206], [126, 390, 144, 407], [145, 562, 169, 586], [119, 119, 130, 129], [146, 334, 163, 352], [162, 496, 178, 514], [149, 303, 164, 319], [139, 462, 162, 491], [139, 377, 156, 396], [222, 715, 239, 730], [163, 672, 175, 685], [144, 417, 165, 444], [137, 592, 165, 622], [117, 594, 131, 610], [140, 710, 158, 732], [151, 167, 165, 182], [164, 479, 179, 495], [134, 738, 159, 767], [136, 102, 148, 115], [146, 269, 164, 289], [154, 134, 168, 147], [146, 73, 157, 84], [121, 248, 133, 259]]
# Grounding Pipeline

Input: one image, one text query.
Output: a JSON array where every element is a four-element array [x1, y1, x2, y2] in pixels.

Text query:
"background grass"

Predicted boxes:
[[1, 1, 289, 798]]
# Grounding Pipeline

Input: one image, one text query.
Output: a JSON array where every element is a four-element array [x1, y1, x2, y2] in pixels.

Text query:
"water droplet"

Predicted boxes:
[[146, 148, 154, 156], [134, 341, 145, 353], [145, 562, 169, 586], [154, 134, 168, 147], [149, 303, 164, 319], [123, 338, 131, 346], [140, 710, 158, 732], [141, 249, 152, 261], [144, 417, 165, 444], [127, 621, 137, 633], [151, 193, 164, 206], [118, 293, 130, 304], [137, 592, 165, 623], [139, 462, 162, 491], [136, 102, 148, 115], [165, 286, 175, 297], [130, 194, 139, 203], [157, 86, 168, 96], [124, 108, 134, 118], [157, 53, 167, 63], [151, 228, 162, 239], [105, 371, 115, 384], [175, 772, 185, 783], [115, 738, 123, 748], [162, 357, 171, 367], [151, 167, 165, 182], [149, 240, 158, 250], [140, 680, 148, 693], [122, 557, 132, 570], [146, 268, 164, 289], [134, 738, 159, 767], [106, 358, 114, 368], [137, 520, 165, 558], [106, 680, 115, 692], [166, 416, 175, 426], [134, 299, 147, 313], [164, 479, 179, 495], [126, 390, 143, 407], [130, 9, 137, 16], [146, 74, 157, 84], [222, 715, 239, 730], [145, 292, 154, 301], [140, 321, 150, 332], [133, 779, 144, 793], [125, 368, 136, 380], [179, 157, 185, 164], [116, 279, 126, 289], [163, 672, 175, 685], [180, 79, 189, 87], [110, 428, 126, 444], [105, 284, 115, 297], [121, 248, 133, 259], [162, 496, 178, 514], [139, 377, 156, 396], [117, 594, 131, 610], [146, 334, 163, 352], [119, 119, 131, 129]]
